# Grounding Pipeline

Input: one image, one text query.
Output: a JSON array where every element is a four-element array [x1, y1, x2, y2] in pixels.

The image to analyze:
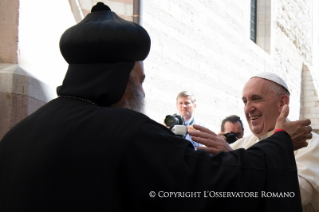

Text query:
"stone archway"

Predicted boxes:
[[300, 64, 319, 134]]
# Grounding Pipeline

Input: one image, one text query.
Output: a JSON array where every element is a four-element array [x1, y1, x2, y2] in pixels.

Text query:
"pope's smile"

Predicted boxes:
[[250, 116, 261, 121]]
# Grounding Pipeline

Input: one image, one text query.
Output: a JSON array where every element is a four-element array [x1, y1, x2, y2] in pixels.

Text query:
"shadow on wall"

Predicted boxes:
[[0, 64, 49, 140]]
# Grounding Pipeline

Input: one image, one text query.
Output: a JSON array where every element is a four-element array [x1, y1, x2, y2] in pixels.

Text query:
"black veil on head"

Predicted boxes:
[[57, 2, 151, 106]]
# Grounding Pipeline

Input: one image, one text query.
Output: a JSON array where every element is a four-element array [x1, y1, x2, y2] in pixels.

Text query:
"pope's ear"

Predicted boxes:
[[279, 95, 289, 111]]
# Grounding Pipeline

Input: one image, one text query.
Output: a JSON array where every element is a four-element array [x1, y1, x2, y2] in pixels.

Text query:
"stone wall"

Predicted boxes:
[[77, 0, 133, 21], [0, 64, 47, 138], [274, 0, 319, 128], [299, 0, 319, 131], [142, 0, 318, 134]]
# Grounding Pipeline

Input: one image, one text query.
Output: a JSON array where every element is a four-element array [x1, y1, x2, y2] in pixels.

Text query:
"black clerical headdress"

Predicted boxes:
[[57, 2, 151, 106]]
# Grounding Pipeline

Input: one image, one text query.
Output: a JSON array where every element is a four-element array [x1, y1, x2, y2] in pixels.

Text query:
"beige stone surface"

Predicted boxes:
[[0, 0, 19, 63], [0, 93, 45, 140], [0, 64, 48, 140], [300, 68, 319, 130]]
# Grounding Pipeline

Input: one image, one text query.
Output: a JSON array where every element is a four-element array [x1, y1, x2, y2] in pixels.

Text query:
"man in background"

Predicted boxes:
[[218, 115, 244, 144], [164, 91, 205, 149], [175, 91, 205, 148]]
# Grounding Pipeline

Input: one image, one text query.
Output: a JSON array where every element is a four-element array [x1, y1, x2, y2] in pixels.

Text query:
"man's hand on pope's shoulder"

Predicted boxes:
[[274, 104, 312, 151], [188, 125, 233, 154]]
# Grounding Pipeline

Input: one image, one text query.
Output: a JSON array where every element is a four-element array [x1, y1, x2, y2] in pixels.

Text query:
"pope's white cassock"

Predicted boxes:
[[231, 130, 319, 212]]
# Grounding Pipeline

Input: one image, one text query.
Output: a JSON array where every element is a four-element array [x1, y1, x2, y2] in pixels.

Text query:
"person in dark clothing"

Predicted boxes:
[[218, 115, 244, 144], [0, 2, 312, 212]]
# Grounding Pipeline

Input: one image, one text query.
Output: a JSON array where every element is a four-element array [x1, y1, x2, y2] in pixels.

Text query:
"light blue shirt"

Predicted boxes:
[[184, 117, 204, 149]]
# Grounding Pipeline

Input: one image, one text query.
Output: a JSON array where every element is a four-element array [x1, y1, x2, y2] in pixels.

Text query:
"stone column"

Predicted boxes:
[[0, 0, 46, 140], [0, 64, 47, 140], [300, 65, 319, 134]]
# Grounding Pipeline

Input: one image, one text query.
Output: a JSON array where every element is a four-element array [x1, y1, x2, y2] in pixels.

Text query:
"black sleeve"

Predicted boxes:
[[0, 106, 301, 212], [120, 120, 302, 212]]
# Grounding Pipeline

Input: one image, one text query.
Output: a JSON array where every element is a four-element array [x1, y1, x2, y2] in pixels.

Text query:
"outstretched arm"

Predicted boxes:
[[189, 105, 312, 155], [188, 125, 233, 154]]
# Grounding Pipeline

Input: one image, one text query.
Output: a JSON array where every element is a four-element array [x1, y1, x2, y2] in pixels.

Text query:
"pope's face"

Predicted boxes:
[[242, 78, 282, 137], [176, 96, 196, 122]]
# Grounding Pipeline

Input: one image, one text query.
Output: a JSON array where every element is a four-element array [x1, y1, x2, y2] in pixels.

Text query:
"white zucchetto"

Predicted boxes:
[[252, 72, 290, 95]]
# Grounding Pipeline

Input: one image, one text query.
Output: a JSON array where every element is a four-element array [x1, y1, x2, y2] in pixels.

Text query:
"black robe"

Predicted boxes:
[[0, 97, 302, 211]]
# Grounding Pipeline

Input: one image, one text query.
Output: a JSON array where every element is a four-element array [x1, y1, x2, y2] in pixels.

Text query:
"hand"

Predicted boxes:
[[188, 124, 233, 154], [275, 104, 312, 150], [217, 131, 227, 141], [162, 122, 170, 129], [187, 125, 196, 132]]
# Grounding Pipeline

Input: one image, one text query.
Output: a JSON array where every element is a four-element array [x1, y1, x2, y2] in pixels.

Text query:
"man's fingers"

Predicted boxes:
[[306, 133, 313, 140], [188, 130, 215, 141], [192, 124, 217, 136], [187, 125, 196, 132], [306, 126, 312, 133], [191, 136, 216, 146], [302, 119, 311, 126], [188, 130, 209, 139], [297, 142, 308, 149]]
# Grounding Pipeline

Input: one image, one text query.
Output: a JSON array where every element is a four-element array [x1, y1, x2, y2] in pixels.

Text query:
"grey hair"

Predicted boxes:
[[176, 91, 196, 104], [268, 81, 290, 96]]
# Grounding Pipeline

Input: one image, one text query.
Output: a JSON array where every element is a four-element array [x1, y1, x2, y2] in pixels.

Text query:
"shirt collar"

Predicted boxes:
[[185, 117, 194, 126], [257, 130, 275, 141]]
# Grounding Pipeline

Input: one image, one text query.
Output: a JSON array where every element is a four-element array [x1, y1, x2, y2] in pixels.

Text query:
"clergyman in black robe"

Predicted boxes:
[[0, 2, 306, 212]]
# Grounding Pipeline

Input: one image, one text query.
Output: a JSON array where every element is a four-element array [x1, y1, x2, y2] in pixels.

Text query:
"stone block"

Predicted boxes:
[[304, 113, 319, 119], [0, 93, 46, 140], [304, 101, 315, 107], [310, 118, 319, 125], [304, 95, 319, 102], [304, 90, 315, 96], [304, 80, 315, 86], [310, 107, 319, 114], [311, 125, 319, 130], [303, 85, 315, 91], [125, 4, 133, 16]]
